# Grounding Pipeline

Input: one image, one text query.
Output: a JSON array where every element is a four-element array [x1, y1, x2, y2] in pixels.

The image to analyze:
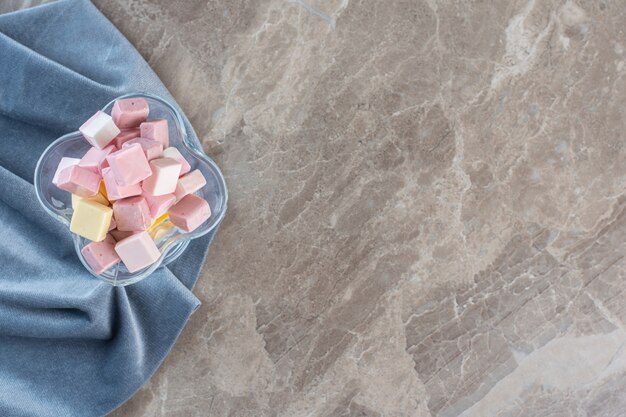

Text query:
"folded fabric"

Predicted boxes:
[[0, 1, 220, 415]]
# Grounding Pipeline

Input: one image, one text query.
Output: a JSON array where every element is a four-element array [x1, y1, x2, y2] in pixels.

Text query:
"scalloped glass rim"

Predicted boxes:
[[34, 92, 228, 286]]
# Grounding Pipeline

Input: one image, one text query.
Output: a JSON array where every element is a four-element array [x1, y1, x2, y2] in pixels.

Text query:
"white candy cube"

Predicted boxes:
[[163, 147, 191, 176], [79, 111, 121, 149], [142, 158, 182, 196]]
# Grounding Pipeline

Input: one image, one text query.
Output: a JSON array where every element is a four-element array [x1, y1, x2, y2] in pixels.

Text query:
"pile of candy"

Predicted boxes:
[[52, 98, 211, 274]]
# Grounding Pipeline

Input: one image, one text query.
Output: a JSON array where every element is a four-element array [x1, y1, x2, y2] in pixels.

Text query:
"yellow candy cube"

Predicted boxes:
[[98, 180, 114, 203], [148, 213, 171, 242], [71, 192, 109, 208], [150, 222, 173, 242], [70, 199, 113, 242], [147, 213, 169, 233]]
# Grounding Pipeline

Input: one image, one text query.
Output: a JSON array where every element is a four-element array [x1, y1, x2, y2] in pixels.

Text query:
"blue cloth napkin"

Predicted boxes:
[[0, 1, 219, 415]]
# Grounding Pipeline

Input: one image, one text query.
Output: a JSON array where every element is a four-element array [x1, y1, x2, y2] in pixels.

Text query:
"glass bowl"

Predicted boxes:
[[34, 93, 228, 286]]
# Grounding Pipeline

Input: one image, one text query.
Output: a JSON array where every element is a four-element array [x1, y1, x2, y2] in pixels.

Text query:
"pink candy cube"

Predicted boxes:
[[81, 234, 120, 275], [168, 194, 211, 232], [78, 145, 116, 174], [79, 111, 121, 149], [142, 158, 182, 196], [55, 165, 101, 197], [123, 137, 163, 161], [174, 169, 206, 200], [102, 167, 142, 200], [112, 195, 151, 231], [143, 193, 176, 219], [163, 147, 191, 176], [113, 128, 141, 148], [52, 157, 80, 186], [111, 98, 149, 129], [114, 231, 161, 273], [106, 143, 152, 186], [109, 229, 136, 242], [140, 119, 169, 147]]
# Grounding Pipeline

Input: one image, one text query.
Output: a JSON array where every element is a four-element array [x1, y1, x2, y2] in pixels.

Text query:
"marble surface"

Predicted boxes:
[[8, 0, 626, 416]]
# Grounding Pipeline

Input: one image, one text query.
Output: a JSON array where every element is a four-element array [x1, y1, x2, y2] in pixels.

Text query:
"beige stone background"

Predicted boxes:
[[5, 0, 626, 416]]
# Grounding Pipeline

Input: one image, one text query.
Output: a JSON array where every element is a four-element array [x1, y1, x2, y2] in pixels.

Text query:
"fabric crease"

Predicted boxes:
[[0, 1, 218, 415]]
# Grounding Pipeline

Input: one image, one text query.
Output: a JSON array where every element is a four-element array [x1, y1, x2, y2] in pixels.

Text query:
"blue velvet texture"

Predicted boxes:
[[0, 1, 217, 415]]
